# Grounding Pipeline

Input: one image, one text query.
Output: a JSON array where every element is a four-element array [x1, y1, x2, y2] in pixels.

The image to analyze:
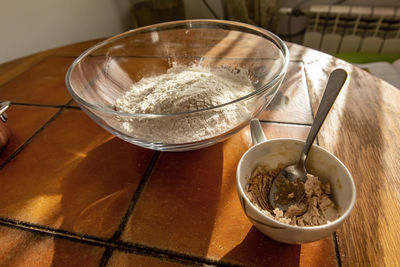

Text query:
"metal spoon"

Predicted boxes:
[[0, 101, 10, 122], [269, 68, 348, 211]]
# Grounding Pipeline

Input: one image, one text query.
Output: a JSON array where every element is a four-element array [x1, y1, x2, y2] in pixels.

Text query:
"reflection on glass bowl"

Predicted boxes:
[[65, 19, 289, 151]]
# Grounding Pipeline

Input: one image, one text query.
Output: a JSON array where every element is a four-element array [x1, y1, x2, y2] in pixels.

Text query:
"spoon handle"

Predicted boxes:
[[250, 119, 267, 145], [300, 68, 348, 164]]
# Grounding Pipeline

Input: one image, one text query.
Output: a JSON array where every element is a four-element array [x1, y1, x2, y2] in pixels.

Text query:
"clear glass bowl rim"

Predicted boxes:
[[65, 19, 289, 118]]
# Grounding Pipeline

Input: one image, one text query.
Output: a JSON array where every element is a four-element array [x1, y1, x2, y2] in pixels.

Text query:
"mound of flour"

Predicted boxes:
[[115, 65, 255, 144]]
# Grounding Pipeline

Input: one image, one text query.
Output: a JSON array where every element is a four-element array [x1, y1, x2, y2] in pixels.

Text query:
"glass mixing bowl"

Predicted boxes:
[[65, 20, 289, 151]]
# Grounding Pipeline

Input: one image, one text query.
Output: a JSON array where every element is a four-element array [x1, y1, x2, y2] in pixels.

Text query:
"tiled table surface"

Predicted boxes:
[[0, 40, 399, 267]]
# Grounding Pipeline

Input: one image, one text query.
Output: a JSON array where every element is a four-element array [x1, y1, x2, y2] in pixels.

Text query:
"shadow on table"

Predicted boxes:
[[117, 142, 225, 260], [44, 135, 225, 265], [50, 136, 155, 265], [221, 227, 301, 266]]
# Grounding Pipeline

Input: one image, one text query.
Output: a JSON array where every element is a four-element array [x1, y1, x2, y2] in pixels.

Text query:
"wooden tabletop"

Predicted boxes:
[[0, 38, 399, 267]]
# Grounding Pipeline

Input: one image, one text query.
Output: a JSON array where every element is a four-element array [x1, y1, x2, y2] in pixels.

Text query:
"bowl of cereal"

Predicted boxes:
[[65, 20, 289, 151], [236, 119, 356, 244]]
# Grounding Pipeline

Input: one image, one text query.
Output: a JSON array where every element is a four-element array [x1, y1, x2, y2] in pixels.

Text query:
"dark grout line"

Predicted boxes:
[[0, 216, 110, 248], [113, 151, 161, 238], [99, 151, 161, 267], [0, 106, 65, 170], [332, 232, 342, 267], [48, 55, 81, 59], [64, 98, 81, 109], [8, 101, 80, 110], [65, 105, 81, 110], [115, 241, 242, 267], [98, 247, 114, 266], [0, 99, 80, 170], [0, 216, 241, 267], [258, 119, 311, 127]]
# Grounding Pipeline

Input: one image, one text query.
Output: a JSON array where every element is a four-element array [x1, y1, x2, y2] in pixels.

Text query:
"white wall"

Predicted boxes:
[[0, 0, 225, 64], [0, 0, 132, 63]]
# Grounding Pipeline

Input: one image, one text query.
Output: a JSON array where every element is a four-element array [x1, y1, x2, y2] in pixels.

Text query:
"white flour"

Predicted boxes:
[[115, 65, 255, 144]]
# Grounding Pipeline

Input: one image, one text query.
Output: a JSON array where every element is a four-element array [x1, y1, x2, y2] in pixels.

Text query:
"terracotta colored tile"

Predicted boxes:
[[55, 38, 105, 57], [122, 139, 238, 258], [122, 123, 335, 266], [300, 237, 337, 267], [0, 52, 53, 88], [260, 61, 313, 125], [0, 57, 74, 105], [0, 225, 104, 266], [0, 109, 154, 238], [108, 252, 187, 267], [0, 105, 58, 164]]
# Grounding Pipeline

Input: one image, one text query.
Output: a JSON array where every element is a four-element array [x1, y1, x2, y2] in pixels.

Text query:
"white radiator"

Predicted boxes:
[[302, 5, 400, 54]]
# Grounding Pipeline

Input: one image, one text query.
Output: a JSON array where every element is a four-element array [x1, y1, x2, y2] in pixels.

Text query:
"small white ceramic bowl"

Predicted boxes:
[[236, 119, 356, 244]]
